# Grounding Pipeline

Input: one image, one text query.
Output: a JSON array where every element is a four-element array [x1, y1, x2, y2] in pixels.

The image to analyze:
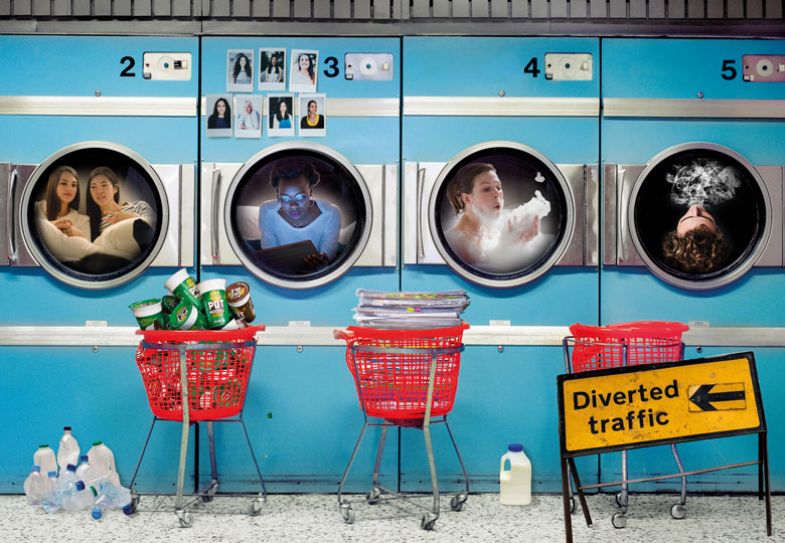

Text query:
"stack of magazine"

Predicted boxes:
[[353, 289, 470, 329]]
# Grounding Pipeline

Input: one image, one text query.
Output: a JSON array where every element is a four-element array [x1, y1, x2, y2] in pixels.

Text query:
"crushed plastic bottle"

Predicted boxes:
[[41, 470, 61, 514], [62, 480, 94, 513], [90, 493, 111, 521], [75, 455, 95, 485], [23, 465, 47, 507], [57, 427, 81, 470]]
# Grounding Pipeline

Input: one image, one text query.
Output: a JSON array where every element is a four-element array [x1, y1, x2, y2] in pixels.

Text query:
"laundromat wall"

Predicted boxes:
[[1, 1, 785, 496]]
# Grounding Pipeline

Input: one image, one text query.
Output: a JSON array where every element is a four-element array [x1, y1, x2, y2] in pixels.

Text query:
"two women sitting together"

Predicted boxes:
[[36, 165, 155, 269]]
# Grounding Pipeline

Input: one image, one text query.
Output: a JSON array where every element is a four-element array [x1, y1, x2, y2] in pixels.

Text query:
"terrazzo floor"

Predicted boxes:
[[1, 492, 782, 542]]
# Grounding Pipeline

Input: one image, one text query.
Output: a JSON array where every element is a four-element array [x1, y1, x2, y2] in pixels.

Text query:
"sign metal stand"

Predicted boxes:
[[557, 352, 771, 543]]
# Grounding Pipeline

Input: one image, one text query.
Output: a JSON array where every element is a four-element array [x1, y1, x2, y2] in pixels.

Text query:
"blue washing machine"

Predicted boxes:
[[199, 37, 400, 490], [402, 37, 600, 492], [0, 35, 198, 491], [601, 38, 785, 492]]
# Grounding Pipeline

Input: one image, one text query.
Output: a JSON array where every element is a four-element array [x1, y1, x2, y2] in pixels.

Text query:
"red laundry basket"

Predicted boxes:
[[336, 323, 469, 421], [567, 321, 689, 372], [135, 325, 264, 421]]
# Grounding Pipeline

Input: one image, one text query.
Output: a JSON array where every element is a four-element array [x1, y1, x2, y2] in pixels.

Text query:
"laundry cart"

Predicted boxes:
[[131, 325, 266, 527], [335, 323, 470, 530], [562, 321, 689, 528]]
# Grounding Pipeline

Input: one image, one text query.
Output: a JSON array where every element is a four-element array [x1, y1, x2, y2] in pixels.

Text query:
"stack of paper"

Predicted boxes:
[[353, 289, 470, 329]]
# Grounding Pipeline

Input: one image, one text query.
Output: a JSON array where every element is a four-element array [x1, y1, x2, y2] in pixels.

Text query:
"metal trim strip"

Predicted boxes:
[[0, 96, 197, 117], [604, 98, 785, 119], [404, 96, 599, 117], [199, 97, 399, 117], [2, 325, 784, 347]]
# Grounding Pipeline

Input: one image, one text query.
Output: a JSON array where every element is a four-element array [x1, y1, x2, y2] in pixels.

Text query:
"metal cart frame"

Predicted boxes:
[[562, 321, 689, 528], [130, 327, 267, 527], [335, 325, 470, 531]]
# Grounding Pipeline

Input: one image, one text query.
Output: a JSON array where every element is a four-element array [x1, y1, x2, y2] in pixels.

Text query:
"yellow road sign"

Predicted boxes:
[[559, 354, 763, 454]]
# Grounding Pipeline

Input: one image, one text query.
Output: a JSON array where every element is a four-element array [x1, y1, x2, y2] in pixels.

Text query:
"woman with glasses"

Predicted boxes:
[[258, 159, 341, 268]]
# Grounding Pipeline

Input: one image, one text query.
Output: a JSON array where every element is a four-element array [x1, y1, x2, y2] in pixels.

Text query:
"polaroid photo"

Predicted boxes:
[[205, 95, 233, 138], [298, 93, 326, 137], [227, 49, 254, 93], [267, 94, 295, 137], [259, 48, 286, 91], [289, 49, 319, 93], [234, 95, 263, 138]]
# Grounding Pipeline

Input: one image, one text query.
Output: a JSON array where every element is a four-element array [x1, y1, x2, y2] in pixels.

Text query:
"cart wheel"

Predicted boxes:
[[366, 486, 382, 505], [176, 510, 192, 528], [202, 480, 219, 503], [421, 513, 438, 531], [450, 494, 467, 512], [249, 497, 264, 517], [130, 493, 140, 514], [340, 503, 355, 525], [614, 491, 628, 508], [670, 503, 686, 520], [611, 511, 626, 529], [569, 496, 576, 514]]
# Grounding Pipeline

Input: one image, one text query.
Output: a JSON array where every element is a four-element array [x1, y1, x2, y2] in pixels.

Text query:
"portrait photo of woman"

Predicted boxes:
[[227, 49, 254, 92], [206, 95, 232, 137], [289, 49, 319, 92], [299, 94, 326, 137], [259, 48, 286, 91], [268, 94, 295, 137], [234, 95, 262, 138]]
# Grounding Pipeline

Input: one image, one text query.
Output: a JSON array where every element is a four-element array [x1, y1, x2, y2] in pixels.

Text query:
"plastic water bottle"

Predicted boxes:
[[62, 480, 94, 513], [499, 443, 532, 505], [103, 481, 135, 516], [75, 455, 95, 485], [33, 445, 58, 476], [23, 465, 47, 507], [57, 427, 81, 470], [90, 493, 112, 521], [87, 441, 120, 487], [41, 470, 61, 513]]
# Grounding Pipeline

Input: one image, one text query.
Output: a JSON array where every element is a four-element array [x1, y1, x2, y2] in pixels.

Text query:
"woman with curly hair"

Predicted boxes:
[[662, 204, 730, 274]]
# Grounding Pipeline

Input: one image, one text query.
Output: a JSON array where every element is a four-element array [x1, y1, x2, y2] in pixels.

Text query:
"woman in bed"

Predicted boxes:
[[35, 165, 90, 240]]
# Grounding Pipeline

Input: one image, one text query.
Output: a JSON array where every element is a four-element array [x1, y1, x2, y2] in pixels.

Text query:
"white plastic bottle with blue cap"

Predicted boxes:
[[500, 443, 532, 505]]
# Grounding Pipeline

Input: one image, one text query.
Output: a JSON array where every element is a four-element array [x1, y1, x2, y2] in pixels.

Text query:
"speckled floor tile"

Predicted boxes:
[[0, 493, 782, 542]]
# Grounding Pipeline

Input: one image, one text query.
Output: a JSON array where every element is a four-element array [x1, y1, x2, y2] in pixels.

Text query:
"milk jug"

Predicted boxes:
[[500, 443, 532, 505]]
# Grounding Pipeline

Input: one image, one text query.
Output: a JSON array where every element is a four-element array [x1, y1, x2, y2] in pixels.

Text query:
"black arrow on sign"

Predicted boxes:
[[689, 384, 746, 412]]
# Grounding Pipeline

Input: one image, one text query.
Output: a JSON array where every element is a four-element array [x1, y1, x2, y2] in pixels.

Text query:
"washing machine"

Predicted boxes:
[[401, 37, 600, 492], [602, 38, 785, 492], [0, 35, 198, 491], [199, 37, 399, 491]]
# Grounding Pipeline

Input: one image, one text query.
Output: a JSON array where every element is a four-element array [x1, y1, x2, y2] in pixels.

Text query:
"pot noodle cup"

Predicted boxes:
[[219, 318, 246, 330], [130, 299, 164, 330], [165, 268, 201, 309], [169, 299, 207, 331], [197, 279, 233, 329], [226, 281, 256, 323], [161, 295, 180, 315]]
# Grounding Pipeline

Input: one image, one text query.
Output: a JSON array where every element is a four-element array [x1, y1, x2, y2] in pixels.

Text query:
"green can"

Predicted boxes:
[[169, 300, 207, 330], [164, 268, 201, 309], [197, 279, 233, 329]]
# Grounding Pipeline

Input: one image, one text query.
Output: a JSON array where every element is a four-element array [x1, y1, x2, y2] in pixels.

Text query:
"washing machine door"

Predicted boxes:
[[17, 142, 172, 289], [426, 142, 577, 288], [222, 142, 373, 289], [628, 143, 773, 290]]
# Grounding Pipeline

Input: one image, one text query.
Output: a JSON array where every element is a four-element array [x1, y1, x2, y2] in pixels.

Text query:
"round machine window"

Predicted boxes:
[[25, 147, 165, 284], [432, 146, 570, 284], [632, 147, 767, 282], [228, 148, 368, 284]]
